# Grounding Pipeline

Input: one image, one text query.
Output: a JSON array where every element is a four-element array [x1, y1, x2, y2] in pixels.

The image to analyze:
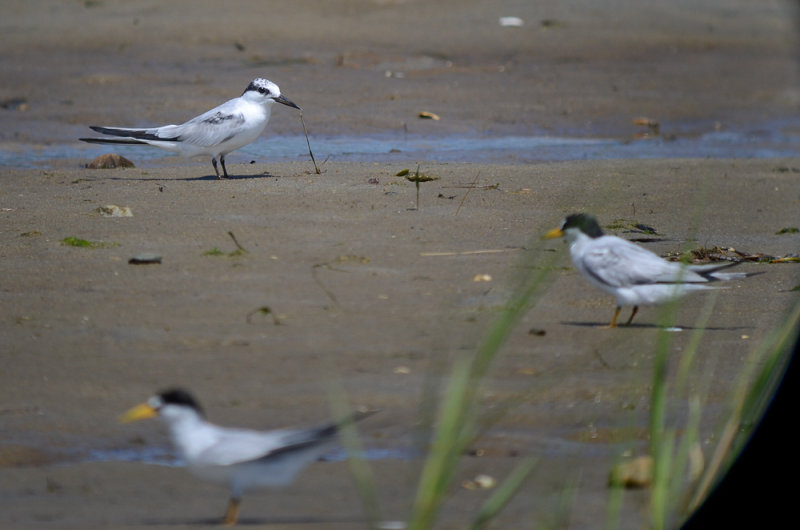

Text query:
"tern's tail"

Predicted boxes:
[[688, 261, 760, 282], [80, 125, 180, 143], [269, 408, 379, 458], [709, 271, 754, 281]]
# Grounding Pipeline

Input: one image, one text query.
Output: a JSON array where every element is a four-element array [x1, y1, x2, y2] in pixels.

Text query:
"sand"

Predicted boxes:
[[1, 1, 799, 528]]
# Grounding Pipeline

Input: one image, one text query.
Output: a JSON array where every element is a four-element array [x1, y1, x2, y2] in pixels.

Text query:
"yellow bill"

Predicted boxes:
[[544, 227, 564, 239], [119, 402, 157, 423]]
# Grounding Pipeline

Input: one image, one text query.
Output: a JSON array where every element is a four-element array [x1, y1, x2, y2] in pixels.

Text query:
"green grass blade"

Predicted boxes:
[[408, 241, 558, 529], [408, 357, 475, 530], [325, 371, 383, 528]]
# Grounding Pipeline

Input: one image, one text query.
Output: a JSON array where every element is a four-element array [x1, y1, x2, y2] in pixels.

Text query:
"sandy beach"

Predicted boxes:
[[2, 1, 799, 528]]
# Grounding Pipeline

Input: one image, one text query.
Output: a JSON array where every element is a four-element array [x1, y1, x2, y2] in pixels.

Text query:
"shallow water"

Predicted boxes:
[[71, 445, 414, 467], [2, 119, 799, 169]]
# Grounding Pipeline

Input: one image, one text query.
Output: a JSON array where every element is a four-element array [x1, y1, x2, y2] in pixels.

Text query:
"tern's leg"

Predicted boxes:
[[220, 155, 230, 179], [605, 306, 622, 328], [624, 306, 639, 326], [211, 157, 222, 180], [222, 497, 241, 526]]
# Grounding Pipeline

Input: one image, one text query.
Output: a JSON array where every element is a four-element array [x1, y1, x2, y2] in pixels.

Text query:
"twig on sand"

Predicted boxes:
[[227, 231, 247, 253], [311, 262, 341, 310], [455, 171, 481, 216], [300, 113, 321, 174], [246, 306, 281, 325], [420, 248, 522, 257]]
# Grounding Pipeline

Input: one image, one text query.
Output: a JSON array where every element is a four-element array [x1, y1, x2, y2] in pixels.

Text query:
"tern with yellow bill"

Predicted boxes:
[[121, 388, 374, 526], [545, 213, 753, 327]]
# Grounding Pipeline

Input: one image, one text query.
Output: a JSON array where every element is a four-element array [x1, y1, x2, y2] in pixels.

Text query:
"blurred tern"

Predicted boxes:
[[81, 78, 300, 179], [545, 213, 753, 327], [121, 388, 375, 526]]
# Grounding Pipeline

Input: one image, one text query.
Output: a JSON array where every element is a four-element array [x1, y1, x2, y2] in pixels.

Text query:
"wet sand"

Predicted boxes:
[[2, 1, 800, 528]]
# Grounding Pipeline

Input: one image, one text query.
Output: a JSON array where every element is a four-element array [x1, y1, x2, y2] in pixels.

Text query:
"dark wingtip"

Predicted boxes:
[[78, 137, 147, 145], [87, 126, 179, 142], [89, 126, 129, 136]]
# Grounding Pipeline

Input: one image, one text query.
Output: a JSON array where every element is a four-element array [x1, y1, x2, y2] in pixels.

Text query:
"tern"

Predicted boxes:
[[121, 388, 374, 526], [81, 78, 301, 179], [545, 213, 752, 327]]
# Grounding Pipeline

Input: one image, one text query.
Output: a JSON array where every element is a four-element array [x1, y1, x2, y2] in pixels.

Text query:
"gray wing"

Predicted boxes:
[[85, 98, 246, 147], [196, 424, 338, 467], [168, 98, 246, 147], [195, 410, 376, 467], [580, 236, 708, 287]]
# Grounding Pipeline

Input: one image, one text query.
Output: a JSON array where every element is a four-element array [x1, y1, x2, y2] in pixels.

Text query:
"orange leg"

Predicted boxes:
[[624, 306, 639, 326], [606, 306, 622, 328], [223, 497, 241, 527]]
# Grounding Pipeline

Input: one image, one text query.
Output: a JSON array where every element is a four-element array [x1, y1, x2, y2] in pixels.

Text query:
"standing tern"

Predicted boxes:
[[121, 388, 375, 526], [545, 213, 753, 327], [81, 78, 301, 179]]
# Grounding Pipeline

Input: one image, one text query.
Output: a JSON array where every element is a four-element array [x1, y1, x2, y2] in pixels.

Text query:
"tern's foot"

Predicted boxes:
[[222, 498, 240, 526], [602, 308, 622, 329], [624, 307, 639, 326]]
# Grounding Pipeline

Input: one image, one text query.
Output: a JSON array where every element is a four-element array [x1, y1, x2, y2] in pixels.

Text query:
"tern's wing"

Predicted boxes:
[[196, 411, 376, 467], [196, 424, 338, 467], [580, 236, 707, 287], [168, 99, 247, 148]]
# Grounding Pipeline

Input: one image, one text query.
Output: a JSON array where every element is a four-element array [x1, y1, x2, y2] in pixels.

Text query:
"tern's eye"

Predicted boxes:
[[258, 86, 269, 95]]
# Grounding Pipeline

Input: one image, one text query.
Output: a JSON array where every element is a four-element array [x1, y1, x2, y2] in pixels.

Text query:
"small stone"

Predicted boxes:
[[418, 111, 440, 120], [633, 117, 659, 128], [473, 474, 496, 489], [128, 253, 162, 265], [462, 474, 496, 490], [96, 205, 133, 217], [87, 153, 135, 169], [499, 16, 524, 27], [608, 455, 653, 488], [0, 97, 29, 111]]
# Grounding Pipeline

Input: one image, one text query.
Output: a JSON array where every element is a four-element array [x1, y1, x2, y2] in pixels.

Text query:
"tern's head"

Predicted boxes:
[[120, 388, 206, 424], [243, 78, 301, 111], [545, 213, 604, 242]]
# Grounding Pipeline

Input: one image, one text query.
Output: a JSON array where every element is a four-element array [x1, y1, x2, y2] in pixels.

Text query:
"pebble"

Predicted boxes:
[[128, 253, 162, 265], [87, 153, 135, 169], [96, 205, 133, 217]]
